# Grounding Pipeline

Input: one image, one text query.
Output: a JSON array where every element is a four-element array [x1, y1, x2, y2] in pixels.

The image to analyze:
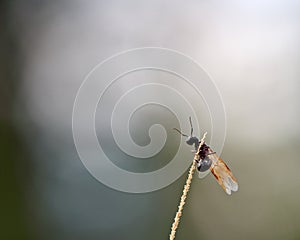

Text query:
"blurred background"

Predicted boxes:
[[1, 0, 300, 239]]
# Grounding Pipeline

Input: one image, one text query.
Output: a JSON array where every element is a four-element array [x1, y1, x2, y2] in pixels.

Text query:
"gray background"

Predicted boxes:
[[1, 1, 300, 240]]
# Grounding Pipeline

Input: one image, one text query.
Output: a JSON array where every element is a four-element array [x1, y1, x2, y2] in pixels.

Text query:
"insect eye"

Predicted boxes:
[[197, 157, 212, 172]]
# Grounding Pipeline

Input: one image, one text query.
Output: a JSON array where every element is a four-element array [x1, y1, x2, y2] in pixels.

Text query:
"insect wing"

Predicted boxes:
[[208, 152, 238, 195], [198, 169, 210, 179]]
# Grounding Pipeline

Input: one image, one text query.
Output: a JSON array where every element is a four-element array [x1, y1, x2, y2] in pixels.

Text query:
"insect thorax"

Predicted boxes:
[[198, 142, 209, 159], [197, 143, 212, 172]]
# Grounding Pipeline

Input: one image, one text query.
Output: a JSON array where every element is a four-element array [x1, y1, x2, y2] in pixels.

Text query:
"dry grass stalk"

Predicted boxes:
[[169, 132, 207, 240]]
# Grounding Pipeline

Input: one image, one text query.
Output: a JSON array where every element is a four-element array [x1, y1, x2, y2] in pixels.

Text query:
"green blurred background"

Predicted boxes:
[[1, 1, 300, 240]]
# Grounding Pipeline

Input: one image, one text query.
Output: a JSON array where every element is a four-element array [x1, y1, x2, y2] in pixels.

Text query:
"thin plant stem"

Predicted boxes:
[[169, 132, 207, 240]]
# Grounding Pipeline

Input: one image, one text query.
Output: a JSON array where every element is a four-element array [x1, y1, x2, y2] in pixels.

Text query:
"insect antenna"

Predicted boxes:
[[189, 116, 194, 136], [173, 128, 189, 137]]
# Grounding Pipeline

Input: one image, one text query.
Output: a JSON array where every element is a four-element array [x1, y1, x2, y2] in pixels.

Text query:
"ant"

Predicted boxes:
[[173, 117, 215, 172]]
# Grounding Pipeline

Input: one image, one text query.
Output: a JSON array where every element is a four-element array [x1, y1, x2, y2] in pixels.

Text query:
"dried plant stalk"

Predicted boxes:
[[169, 132, 207, 240]]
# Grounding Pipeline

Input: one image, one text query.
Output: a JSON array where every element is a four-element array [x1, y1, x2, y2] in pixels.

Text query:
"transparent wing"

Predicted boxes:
[[207, 149, 238, 195], [198, 169, 210, 179]]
